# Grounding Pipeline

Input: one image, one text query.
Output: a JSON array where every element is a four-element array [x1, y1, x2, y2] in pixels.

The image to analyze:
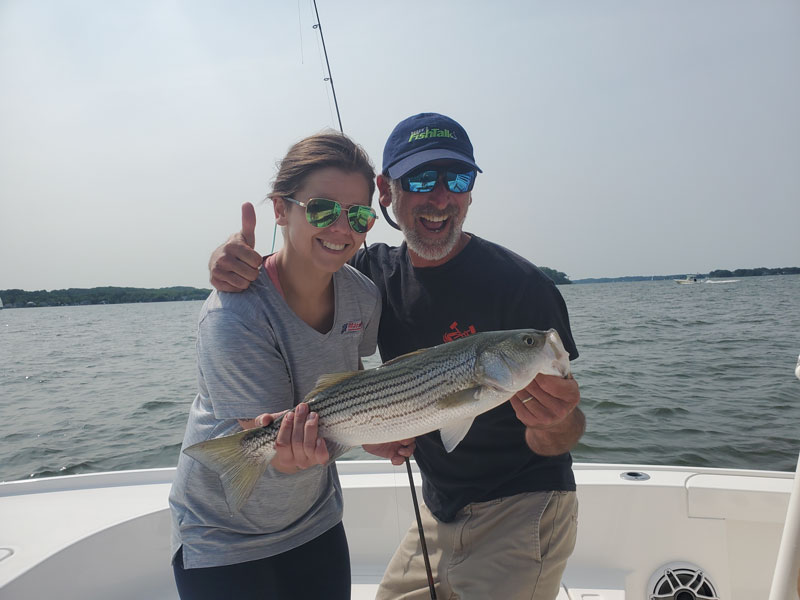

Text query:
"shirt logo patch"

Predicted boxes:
[[341, 321, 363, 334], [442, 321, 476, 343]]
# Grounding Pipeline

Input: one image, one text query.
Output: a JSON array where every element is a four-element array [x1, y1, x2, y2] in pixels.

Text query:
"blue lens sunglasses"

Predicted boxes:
[[400, 166, 477, 194]]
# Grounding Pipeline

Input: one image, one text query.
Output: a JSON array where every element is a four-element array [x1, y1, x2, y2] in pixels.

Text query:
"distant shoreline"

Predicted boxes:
[[0, 286, 211, 309], [572, 267, 800, 285], [2, 267, 799, 307]]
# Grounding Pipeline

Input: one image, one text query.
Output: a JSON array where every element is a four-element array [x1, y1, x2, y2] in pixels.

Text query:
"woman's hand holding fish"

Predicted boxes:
[[362, 439, 416, 466], [509, 374, 585, 456], [258, 403, 330, 474]]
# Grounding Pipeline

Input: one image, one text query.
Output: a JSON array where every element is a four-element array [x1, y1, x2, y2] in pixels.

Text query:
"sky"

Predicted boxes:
[[1, 0, 798, 290]]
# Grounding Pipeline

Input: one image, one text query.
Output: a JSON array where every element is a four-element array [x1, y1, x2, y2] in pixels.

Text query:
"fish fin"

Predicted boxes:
[[218, 458, 269, 512], [378, 347, 429, 367], [439, 417, 476, 452], [184, 430, 273, 511], [436, 387, 482, 452], [307, 371, 362, 398]]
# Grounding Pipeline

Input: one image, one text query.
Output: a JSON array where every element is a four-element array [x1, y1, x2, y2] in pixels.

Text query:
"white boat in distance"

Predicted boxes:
[[1, 459, 798, 600], [675, 275, 740, 285], [675, 274, 705, 284]]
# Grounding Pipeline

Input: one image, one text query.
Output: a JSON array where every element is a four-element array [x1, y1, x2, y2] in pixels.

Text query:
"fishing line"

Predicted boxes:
[[309, 2, 436, 597], [297, 0, 304, 65]]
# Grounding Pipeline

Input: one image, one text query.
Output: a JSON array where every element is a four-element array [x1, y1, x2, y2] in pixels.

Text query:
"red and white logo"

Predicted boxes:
[[443, 321, 476, 343], [341, 321, 363, 334]]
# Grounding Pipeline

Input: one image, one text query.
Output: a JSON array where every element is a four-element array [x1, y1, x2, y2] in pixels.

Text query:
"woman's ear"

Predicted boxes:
[[273, 197, 289, 226]]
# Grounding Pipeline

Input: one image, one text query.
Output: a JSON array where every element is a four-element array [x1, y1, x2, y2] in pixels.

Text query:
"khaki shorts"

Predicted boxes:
[[376, 490, 578, 600]]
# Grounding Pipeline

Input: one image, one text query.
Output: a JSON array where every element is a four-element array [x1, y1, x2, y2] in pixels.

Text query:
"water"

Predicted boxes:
[[1, 276, 799, 483]]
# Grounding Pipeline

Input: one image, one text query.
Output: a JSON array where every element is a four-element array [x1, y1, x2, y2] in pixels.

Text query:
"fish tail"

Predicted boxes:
[[183, 430, 275, 511]]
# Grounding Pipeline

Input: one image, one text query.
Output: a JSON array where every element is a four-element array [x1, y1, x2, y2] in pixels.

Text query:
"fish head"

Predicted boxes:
[[476, 328, 571, 393]]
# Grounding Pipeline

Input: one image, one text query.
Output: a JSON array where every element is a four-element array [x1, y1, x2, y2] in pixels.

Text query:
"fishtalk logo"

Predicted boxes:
[[408, 127, 457, 143]]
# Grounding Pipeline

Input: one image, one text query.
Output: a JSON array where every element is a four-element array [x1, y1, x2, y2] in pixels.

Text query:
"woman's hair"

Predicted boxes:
[[270, 131, 375, 203]]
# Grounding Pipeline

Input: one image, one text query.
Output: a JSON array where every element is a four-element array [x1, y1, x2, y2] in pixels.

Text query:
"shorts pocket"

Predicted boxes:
[[530, 491, 554, 562]]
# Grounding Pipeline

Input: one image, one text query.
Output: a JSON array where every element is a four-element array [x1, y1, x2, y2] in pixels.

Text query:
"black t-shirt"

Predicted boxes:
[[351, 235, 579, 522]]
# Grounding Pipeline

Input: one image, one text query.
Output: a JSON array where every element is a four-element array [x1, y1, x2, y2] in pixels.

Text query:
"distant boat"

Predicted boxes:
[[675, 274, 705, 284], [0, 297, 3, 309], [675, 275, 740, 285]]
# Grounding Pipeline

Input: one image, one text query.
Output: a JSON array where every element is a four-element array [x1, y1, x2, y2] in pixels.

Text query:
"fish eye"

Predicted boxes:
[[523, 336, 533, 345]]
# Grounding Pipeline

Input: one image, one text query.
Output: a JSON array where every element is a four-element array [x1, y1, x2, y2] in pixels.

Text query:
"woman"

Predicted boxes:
[[169, 132, 408, 599]]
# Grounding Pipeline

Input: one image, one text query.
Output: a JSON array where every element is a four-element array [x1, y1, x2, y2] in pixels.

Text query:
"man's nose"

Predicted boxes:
[[425, 179, 452, 205]]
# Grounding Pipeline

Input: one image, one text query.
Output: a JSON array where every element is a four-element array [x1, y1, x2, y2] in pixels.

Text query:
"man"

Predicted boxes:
[[209, 113, 585, 599]]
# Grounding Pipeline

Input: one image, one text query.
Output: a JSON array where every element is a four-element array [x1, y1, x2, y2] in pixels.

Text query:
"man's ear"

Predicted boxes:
[[377, 174, 393, 208], [273, 197, 289, 226]]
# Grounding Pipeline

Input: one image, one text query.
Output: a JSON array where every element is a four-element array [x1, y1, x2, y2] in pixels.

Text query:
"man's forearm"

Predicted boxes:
[[525, 407, 586, 456]]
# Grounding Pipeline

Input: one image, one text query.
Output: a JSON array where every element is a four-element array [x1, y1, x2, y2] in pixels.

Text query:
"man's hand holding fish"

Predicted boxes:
[[510, 374, 585, 457], [362, 439, 416, 466]]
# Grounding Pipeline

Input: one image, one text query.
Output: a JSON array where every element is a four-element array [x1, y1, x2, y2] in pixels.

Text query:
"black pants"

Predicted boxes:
[[172, 522, 351, 600]]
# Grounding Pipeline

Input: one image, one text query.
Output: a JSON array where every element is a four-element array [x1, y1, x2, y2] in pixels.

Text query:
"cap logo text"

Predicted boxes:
[[408, 127, 457, 143]]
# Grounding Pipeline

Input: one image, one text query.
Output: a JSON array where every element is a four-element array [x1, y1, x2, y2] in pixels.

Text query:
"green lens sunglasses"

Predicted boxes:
[[283, 197, 377, 234]]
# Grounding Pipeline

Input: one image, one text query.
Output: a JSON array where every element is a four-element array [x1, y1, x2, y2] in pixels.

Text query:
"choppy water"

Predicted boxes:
[[1, 275, 799, 483]]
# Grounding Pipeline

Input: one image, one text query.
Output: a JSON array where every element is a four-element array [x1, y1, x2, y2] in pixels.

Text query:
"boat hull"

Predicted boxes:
[[0, 462, 792, 599]]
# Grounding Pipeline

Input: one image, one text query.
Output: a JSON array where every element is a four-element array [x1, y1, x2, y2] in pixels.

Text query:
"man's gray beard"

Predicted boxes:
[[401, 217, 462, 261], [390, 181, 465, 261]]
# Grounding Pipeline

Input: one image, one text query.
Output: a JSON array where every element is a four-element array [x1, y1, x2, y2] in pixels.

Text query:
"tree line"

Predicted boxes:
[[3, 265, 797, 308], [574, 266, 800, 284], [539, 267, 571, 285], [0, 286, 211, 308], [707, 267, 800, 278]]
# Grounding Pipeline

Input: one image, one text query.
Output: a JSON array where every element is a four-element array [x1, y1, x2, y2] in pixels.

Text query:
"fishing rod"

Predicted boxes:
[[271, 0, 345, 253], [406, 458, 438, 599], [311, 0, 378, 256], [311, 2, 437, 598], [312, 0, 343, 135]]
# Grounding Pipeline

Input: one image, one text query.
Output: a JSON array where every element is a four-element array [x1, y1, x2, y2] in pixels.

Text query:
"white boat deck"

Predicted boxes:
[[0, 461, 793, 599]]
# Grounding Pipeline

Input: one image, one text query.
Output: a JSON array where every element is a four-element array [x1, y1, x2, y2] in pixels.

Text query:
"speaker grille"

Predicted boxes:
[[648, 562, 719, 600]]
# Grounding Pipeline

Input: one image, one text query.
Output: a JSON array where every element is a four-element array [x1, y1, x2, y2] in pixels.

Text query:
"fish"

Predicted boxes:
[[184, 328, 571, 510]]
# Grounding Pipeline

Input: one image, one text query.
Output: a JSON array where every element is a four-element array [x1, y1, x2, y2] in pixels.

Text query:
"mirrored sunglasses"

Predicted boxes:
[[400, 166, 477, 193], [283, 197, 377, 234]]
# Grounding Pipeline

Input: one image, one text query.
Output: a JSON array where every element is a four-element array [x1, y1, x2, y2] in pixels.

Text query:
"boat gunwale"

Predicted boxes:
[[0, 461, 792, 498]]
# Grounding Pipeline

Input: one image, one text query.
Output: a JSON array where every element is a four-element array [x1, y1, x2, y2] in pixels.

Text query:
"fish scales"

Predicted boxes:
[[312, 348, 478, 437], [311, 354, 470, 416], [184, 328, 571, 510], [318, 353, 475, 413]]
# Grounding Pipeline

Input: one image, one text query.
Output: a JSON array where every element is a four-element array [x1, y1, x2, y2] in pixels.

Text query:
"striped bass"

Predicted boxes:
[[184, 328, 571, 510]]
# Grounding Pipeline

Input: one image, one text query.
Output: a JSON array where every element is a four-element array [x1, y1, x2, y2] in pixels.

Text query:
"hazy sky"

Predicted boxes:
[[1, 0, 798, 290]]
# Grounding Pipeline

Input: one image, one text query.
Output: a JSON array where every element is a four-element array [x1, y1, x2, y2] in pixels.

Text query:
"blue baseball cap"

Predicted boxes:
[[382, 113, 482, 179]]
